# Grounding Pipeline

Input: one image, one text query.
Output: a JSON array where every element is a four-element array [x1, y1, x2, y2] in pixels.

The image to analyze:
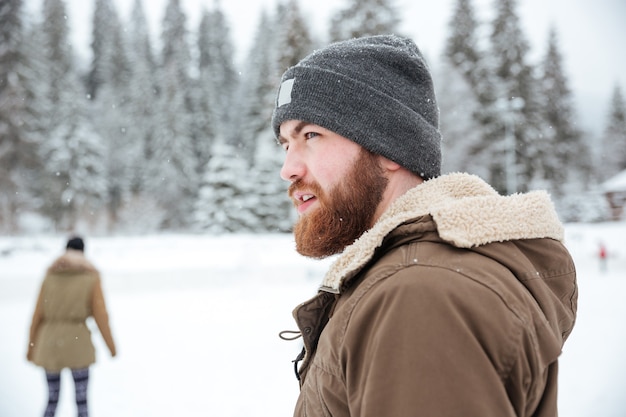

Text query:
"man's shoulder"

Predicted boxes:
[[351, 239, 529, 318]]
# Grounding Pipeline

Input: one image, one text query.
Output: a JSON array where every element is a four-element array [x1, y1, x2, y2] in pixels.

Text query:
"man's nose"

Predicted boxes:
[[280, 147, 305, 182]]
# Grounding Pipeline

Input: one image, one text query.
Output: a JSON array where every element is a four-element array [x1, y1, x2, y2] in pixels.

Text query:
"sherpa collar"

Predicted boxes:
[[48, 250, 97, 274], [319, 172, 564, 292]]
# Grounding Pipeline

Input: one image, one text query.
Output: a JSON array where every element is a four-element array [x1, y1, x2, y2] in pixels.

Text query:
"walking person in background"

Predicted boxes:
[[27, 236, 116, 417], [598, 241, 608, 272], [273, 35, 578, 416]]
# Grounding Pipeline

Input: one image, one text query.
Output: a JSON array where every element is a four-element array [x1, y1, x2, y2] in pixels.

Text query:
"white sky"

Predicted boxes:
[[23, 0, 626, 136]]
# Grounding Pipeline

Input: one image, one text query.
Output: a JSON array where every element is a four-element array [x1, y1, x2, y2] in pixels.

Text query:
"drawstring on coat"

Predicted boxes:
[[279, 330, 302, 341], [279, 330, 304, 381]]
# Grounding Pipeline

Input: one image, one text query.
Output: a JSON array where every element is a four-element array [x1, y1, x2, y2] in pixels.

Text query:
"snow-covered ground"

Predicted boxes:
[[1, 223, 625, 416]]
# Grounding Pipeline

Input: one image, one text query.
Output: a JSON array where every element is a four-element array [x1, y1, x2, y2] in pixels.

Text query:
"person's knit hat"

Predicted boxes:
[[272, 34, 442, 180], [66, 236, 85, 252]]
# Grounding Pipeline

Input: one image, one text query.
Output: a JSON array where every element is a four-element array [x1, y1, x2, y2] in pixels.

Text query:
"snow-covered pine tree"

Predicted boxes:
[[196, 1, 237, 147], [194, 140, 255, 233], [0, 0, 44, 232], [328, 0, 402, 42], [194, 10, 215, 171], [236, 0, 313, 232], [229, 9, 278, 162], [274, 0, 315, 73], [486, 0, 542, 194], [36, 0, 106, 231], [249, 129, 293, 233], [88, 0, 136, 230], [600, 84, 626, 180], [443, 0, 482, 85], [88, 0, 120, 100], [106, 0, 168, 231], [149, 0, 198, 229], [436, 62, 486, 177], [125, 0, 158, 195], [439, 0, 489, 178], [197, 8, 281, 233], [42, 122, 108, 231], [537, 27, 589, 197], [19, 21, 57, 230]]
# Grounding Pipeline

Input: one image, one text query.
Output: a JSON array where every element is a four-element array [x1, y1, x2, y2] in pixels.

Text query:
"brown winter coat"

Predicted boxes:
[[27, 249, 116, 371], [289, 173, 577, 417]]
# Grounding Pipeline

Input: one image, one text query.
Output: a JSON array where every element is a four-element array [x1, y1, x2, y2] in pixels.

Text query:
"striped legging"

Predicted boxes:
[[44, 367, 89, 417]]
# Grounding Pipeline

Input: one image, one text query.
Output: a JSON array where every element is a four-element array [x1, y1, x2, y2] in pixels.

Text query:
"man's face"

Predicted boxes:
[[279, 120, 388, 258]]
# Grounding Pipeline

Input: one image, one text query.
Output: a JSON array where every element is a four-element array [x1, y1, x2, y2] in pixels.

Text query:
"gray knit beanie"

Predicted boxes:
[[272, 34, 442, 180]]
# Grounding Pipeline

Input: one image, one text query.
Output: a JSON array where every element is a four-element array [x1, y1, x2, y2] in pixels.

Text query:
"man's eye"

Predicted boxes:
[[304, 132, 319, 140]]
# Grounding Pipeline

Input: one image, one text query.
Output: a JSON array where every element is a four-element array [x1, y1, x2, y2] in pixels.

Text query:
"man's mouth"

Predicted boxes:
[[294, 192, 317, 214]]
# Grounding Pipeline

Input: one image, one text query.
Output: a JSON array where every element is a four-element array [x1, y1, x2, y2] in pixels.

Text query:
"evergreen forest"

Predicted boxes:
[[1, 0, 625, 234]]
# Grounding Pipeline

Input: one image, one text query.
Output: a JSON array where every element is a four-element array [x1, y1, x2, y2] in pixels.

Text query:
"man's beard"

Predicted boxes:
[[288, 149, 388, 258]]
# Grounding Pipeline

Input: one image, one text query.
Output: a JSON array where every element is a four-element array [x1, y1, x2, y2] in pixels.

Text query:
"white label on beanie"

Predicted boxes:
[[277, 78, 295, 107]]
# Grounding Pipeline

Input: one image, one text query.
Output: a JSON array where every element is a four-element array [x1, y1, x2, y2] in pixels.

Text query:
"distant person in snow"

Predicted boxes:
[[27, 236, 116, 417], [273, 35, 578, 417], [598, 241, 608, 272]]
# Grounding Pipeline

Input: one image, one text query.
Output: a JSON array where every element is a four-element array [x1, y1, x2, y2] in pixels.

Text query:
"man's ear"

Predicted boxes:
[[379, 155, 402, 172]]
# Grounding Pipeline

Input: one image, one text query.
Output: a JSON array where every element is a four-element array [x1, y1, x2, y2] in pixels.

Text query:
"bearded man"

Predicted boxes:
[[273, 35, 577, 417]]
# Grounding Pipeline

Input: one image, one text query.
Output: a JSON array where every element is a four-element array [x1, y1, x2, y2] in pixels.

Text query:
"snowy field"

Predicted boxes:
[[1, 223, 625, 416]]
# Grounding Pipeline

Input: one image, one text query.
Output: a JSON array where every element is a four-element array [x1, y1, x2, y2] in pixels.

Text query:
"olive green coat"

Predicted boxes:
[[27, 249, 116, 371]]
